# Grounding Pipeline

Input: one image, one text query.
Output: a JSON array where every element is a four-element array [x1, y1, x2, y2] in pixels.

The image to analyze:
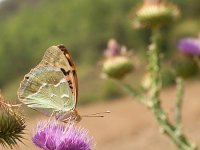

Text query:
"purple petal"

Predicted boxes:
[[32, 121, 93, 150], [178, 38, 200, 55], [32, 131, 47, 149], [45, 136, 56, 150], [58, 138, 91, 150], [104, 39, 121, 57]]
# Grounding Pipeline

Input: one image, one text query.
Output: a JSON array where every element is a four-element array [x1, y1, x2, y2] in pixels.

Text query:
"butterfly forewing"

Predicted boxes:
[[38, 45, 78, 108]]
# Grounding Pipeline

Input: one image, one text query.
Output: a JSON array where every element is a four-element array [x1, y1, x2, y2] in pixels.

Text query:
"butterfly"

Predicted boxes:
[[17, 44, 81, 123]]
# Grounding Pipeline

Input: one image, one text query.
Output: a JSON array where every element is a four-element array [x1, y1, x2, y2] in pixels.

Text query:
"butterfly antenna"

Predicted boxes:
[[81, 115, 104, 118], [81, 111, 111, 118]]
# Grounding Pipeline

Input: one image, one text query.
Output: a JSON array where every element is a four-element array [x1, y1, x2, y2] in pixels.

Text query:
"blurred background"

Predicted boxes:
[[0, 0, 200, 149]]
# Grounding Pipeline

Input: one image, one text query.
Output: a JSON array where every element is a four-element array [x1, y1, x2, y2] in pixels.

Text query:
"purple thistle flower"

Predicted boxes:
[[32, 121, 93, 150], [178, 38, 200, 56], [104, 39, 121, 57]]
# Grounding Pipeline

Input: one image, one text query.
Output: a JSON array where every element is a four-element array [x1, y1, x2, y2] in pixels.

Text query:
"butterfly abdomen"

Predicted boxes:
[[55, 110, 82, 123]]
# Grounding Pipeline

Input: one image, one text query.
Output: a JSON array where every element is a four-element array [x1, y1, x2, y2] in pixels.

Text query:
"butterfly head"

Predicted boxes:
[[57, 109, 82, 123]]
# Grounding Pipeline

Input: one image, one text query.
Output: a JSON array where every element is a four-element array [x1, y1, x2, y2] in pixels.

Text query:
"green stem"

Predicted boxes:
[[149, 100, 196, 150], [175, 77, 184, 128], [147, 28, 197, 150], [121, 82, 145, 103]]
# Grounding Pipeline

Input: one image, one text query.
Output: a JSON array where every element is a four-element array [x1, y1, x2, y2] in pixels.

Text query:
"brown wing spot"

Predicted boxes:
[[60, 68, 70, 76], [60, 67, 74, 93], [67, 77, 74, 93], [68, 80, 72, 85]]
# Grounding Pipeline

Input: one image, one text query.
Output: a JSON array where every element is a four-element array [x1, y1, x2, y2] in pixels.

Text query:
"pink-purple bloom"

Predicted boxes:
[[32, 121, 93, 150], [178, 38, 200, 56], [104, 39, 121, 57]]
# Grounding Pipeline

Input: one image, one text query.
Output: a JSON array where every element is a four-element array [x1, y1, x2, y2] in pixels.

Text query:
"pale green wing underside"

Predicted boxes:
[[18, 66, 75, 113]]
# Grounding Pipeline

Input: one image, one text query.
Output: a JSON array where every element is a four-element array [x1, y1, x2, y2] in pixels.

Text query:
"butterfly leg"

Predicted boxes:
[[4, 103, 22, 108], [10, 104, 22, 108], [63, 116, 71, 123], [48, 110, 56, 123]]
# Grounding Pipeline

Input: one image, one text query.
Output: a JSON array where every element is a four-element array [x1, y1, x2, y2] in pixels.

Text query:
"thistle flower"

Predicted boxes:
[[0, 93, 25, 149], [178, 38, 200, 56], [102, 39, 133, 79], [104, 39, 121, 58], [133, 0, 179, 28], [33, 121, 93, 150]]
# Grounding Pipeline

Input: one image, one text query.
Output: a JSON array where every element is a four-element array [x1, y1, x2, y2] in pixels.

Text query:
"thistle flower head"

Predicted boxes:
[[0, 93, 25, 149], [102, 39, 134, 79], [33, 121, 93, 150], [133, 0, 179, 28], [102, 57, 133, 79], [178, 38, 200, 56]]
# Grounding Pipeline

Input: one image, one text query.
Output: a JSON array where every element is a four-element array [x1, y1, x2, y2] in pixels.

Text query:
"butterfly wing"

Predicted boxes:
[[18, 45, 78, 115], [18, 66, 74, 114], [38, 45, 78, 108]]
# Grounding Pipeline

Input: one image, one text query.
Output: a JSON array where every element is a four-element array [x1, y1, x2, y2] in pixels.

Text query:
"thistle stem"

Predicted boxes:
[[175, 77, 184, 128], [121, 82, 145, 103], [147, 28, 197, 150]]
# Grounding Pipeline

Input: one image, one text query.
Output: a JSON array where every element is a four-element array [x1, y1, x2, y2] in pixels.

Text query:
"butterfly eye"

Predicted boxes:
[[25, 76, 29, 79]]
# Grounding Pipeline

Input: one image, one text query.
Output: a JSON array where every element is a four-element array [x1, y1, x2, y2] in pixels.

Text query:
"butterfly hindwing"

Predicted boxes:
[[18, 66, 75, 114]]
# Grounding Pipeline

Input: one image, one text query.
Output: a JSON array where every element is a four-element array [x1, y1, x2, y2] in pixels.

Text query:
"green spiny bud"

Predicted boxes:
[[102, 56, 133, 79], [133, 0, 179, 28], [0, 94, 25, 149], [173, 56, 199, 79]]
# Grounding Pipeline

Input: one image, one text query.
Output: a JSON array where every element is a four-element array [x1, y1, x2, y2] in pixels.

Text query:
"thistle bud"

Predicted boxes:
[[173, 56, 199, 79], [133, 0, 179, 28], [102, 39, 133, 79], [0, 93, 25, 149], [102, 56, 133, 79]]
